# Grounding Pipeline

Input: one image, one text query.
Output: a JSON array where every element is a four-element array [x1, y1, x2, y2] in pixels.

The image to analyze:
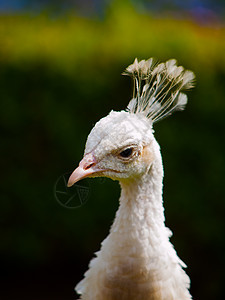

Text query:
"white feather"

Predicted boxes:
[[124, 58, 195, 123]]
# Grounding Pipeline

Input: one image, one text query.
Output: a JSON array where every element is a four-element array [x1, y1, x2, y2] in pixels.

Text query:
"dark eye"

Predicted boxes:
[[120, 148, 133, 158]]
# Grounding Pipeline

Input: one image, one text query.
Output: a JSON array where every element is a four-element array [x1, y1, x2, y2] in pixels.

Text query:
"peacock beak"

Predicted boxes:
[[67, 153, 99, 187]]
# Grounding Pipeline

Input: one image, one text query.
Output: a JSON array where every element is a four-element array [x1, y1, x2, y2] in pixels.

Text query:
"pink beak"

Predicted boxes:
[[67, 153, 100, 187]]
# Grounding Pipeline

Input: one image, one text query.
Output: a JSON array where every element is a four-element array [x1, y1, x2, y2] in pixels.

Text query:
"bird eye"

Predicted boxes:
[[119, 148, 133, 158]]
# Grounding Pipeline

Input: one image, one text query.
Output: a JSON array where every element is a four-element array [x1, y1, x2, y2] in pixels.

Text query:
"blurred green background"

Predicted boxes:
[[1, 0, 225, 299]]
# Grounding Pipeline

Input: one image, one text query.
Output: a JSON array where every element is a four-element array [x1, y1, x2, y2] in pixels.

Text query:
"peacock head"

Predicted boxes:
[[67, 110, 157, 186], [67, 58, 195, 187]]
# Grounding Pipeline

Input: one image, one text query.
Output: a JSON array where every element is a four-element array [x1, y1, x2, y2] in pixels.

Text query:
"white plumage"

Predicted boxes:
[[68, 58, 195, 300]]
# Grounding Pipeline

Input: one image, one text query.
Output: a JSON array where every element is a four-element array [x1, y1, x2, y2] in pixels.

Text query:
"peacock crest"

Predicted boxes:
[[123, 58, 195, 123]]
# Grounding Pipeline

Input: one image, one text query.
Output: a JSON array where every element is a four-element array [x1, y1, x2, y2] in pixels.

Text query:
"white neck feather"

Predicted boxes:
[[76, 155, 192, 300], [113, 157, 164, 237]]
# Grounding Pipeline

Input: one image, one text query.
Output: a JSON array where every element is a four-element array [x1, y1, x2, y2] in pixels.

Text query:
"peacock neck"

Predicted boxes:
[[111, 156, 166, 237], [86, 154, 192, 300]]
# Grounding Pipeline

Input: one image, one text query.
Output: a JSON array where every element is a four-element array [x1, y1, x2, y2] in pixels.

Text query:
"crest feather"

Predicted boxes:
[[123, 58, 195, 123]]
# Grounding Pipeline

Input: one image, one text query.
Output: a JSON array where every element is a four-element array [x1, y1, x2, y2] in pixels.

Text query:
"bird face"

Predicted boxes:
[[67, 111, 156, 187]]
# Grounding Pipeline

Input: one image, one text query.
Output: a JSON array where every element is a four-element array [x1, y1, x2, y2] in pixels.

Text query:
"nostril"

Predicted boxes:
[[80, 153, 97, 170], [84, 163, 94, 170]]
